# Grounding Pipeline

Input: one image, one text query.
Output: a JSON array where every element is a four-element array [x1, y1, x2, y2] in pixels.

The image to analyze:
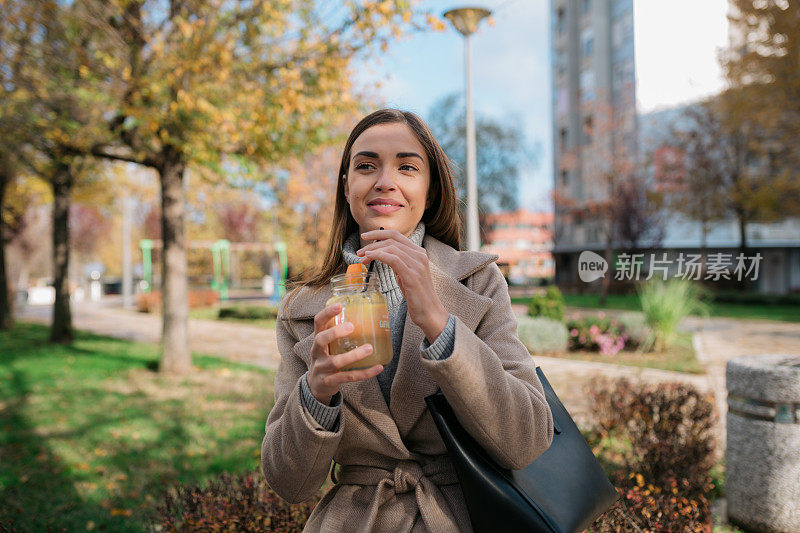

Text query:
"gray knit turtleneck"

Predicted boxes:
[[299, 222, 457, 431], [341, 222, 426, 405]]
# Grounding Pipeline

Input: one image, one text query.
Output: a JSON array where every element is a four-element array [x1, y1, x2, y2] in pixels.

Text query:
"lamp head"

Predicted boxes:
[[443, 7, 492, 37]]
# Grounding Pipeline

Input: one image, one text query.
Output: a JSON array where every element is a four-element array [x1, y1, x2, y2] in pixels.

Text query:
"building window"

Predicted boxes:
[[612, 11, 633, 49], [581, 28, 594, 58], [559, 127, 568, 151], [557, 87, 569, 116], [580, 68, 594, 101], [556, 7, 565, 34], [560, 170, 568, 187], [556, 49, 566, 78], [583, 116, 594, 145]]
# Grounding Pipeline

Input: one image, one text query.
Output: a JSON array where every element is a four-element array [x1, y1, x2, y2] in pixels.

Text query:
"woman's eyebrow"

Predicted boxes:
[[397, 152, 423, 161], [354, 151, 379, 159]]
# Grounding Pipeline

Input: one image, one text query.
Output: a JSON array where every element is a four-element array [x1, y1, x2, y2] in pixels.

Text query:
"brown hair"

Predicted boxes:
[[284, 108, 462, 308]]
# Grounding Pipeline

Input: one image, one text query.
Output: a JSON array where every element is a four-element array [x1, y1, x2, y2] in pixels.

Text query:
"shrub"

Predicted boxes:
[[566, 313, 627, 355], [517, 316, 568, 354], [527, 285, 566, 322], [155, 470, 320, 532], [590, 484, 711, 532], [218, 305, 279, 321], [137, 291, 161, 313], [637, 279, 707, 352], [708, 290, 800, 307], [137, 290, 220, 313], [586, 379, 717, 532], [616, 312, 650, 349], [189, 290, 220, 309]]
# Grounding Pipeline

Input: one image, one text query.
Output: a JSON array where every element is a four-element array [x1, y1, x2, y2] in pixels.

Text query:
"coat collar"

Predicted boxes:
[[283, 235, 499, 454], [281, 235, 498, 321]]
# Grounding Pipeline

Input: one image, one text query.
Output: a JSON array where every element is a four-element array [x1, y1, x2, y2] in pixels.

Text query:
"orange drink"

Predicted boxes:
[[326, 267, 392, 370]]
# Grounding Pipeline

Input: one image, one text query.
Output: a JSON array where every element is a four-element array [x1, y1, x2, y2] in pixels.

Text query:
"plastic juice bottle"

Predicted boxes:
[[326, 264, 392, 370]]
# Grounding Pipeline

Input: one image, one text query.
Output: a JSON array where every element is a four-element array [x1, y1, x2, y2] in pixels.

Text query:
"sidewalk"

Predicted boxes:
[[19, 302, 800, 443], [16, 300, 282, 370]]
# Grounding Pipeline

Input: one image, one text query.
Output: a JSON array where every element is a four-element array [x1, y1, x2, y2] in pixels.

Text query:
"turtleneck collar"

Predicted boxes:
[[342, 222, 425, 307]]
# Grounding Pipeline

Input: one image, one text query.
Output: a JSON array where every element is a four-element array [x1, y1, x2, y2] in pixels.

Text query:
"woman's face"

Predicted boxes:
[[344, 122, 431, 244]]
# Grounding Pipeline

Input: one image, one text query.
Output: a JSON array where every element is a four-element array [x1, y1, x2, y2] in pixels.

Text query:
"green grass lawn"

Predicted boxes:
[[188, 306, 277, 329], [512, 294, 800, 323], [549, 332, 705, 374], [0, 323, 275, 532]]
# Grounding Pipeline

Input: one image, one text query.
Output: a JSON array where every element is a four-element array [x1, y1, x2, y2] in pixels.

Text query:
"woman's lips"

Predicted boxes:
[[368, 204, 403, 214]]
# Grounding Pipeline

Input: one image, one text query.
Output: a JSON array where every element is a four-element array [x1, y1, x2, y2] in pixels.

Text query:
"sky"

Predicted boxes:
[[355, 0, 731, 212]]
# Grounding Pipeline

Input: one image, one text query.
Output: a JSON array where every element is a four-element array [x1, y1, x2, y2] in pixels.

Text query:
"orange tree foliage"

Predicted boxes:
[[724, 0, 800, 217], [83, 0, 433, 171], [274, 144, 341, 278], [70, 0, 435, 372]]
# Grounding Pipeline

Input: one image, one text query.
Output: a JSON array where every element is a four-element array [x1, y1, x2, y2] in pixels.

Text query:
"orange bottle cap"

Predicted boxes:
[[346, 263, 368, 276]]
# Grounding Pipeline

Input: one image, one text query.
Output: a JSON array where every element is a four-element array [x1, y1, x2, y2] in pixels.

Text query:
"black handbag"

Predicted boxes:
[[425, 366, 619, 533]]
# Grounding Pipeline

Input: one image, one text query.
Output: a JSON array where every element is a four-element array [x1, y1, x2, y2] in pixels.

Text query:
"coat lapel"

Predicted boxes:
[[284, 236, 499, 446], [388, 240, 496, 437]]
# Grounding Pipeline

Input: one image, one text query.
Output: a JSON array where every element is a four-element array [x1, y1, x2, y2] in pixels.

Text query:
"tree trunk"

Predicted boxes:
[[158, 153, 191, 374], [599, 216, 613, 305], [599, 238, 612, 306], [0, 172, 13, 330], [50, 164, 73, 343], [700, 219, 708, 279], [737, 214, 748, 255], [737, 213, 749, 291]]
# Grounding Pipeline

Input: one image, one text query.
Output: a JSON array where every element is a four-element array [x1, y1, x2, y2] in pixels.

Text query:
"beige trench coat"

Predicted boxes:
[[261, 234, 554, 532]]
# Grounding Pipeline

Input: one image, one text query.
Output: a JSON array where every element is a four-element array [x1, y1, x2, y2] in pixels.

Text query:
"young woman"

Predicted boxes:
[[261, 109, 553, 532]]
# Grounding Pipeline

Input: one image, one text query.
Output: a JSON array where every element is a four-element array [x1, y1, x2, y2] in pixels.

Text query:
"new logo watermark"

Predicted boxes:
[[578, 251, 608, 282], [578, 251, 763, 282]]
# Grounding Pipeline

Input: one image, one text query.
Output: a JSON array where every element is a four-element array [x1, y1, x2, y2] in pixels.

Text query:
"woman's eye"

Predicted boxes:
[[355, 162, 375, 170], [399, 164, 418, 171]]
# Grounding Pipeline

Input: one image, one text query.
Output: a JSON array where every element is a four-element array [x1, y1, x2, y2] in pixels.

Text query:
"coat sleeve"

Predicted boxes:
[[261, 300, 344, 504], [420, 262, 554, 470]]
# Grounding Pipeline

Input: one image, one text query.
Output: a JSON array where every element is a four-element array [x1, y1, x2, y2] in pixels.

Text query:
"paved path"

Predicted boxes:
[[17, 300, 282, 370], [19, 301, 800, 449], [683, 315, 800, 454]]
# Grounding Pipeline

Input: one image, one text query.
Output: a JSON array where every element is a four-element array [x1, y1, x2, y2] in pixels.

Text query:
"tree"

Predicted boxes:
[[668, 101, 734, 273], [2, 178, 51, 306], [427, 93, 534, 240], [0, 156, 16, 330], [613, 175, 664, 254], [724, 0, 800, 217], [689, 92, 779, 258], [563, 95, 639, 303], [76, 0, 428, 373], [1, 1, 117, 342], [274, 145, 341, 278]]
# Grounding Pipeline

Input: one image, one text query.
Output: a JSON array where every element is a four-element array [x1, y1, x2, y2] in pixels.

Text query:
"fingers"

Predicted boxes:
[[361, 228, 410, 245], [357, 233, 424, 256], [313, 321, 354, 352], [361, 244, 423, 280], [314, 303, 343, 333], [321, 363, 384, 387], [315, 344, 382, 384], [328, 343, 374, 371]]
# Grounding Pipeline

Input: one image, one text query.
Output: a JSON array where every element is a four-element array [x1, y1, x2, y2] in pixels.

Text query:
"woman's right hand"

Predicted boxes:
[[307, 303, 384, 405]]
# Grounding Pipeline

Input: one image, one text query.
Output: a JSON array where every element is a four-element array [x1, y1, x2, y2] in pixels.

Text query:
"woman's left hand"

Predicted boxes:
[[357, 229, 449, 344]]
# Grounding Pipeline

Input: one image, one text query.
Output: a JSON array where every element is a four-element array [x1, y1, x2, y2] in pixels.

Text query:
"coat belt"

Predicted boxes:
[[337, 457, 458, 493], [337, 457, 461, 531]]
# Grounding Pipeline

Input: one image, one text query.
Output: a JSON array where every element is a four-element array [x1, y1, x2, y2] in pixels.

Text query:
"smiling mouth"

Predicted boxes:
[[368, 204, 403, 214]]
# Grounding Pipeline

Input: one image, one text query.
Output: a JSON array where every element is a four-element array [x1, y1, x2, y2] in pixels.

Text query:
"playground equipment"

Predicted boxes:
[[139, 239, 287, 301]]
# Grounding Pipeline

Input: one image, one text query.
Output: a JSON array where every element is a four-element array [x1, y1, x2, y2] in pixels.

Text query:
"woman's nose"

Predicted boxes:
[[373, 168, 397, 191]]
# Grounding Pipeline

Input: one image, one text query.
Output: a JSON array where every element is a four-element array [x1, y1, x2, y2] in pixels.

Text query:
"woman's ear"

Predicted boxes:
[[343, 174, 349, 202]]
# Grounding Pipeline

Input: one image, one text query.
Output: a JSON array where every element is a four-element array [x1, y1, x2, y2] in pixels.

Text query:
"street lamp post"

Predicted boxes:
[[443, 7, 491, 252]]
